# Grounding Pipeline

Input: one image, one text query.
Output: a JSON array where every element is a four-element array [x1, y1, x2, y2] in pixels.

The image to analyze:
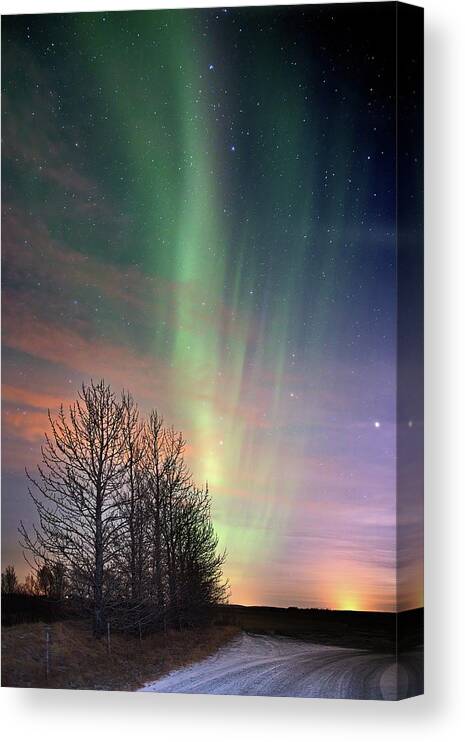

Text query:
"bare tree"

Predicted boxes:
[[175, 484, 229, 625], [160, 426, 192, 625], [117, 392, 146, 601], [23, 572, 39, 595], [37, 565, 53, 596], [19, 380, 229, 637], [19, 380, 127, 637], [143, 411, 168, 620], [34, 563, 67, 600], [1, 565, 18, 594]]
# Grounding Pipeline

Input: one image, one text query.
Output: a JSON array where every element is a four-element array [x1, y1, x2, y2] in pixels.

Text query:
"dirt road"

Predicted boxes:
[[140, 631, 423, 700]]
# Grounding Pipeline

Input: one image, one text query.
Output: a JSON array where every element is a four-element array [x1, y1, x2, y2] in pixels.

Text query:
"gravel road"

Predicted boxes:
[[139, 631, 423, 700]]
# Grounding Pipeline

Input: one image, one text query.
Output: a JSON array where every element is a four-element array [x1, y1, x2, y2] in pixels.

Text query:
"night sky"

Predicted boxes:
[[2, 4, 422, 612]]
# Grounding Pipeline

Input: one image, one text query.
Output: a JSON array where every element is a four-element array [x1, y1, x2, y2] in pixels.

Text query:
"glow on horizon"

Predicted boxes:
[[1, 8, 423, 613]]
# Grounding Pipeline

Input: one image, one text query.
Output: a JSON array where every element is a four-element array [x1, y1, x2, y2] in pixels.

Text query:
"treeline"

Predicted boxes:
[[1, 563, 65, 600], [1, 564, 75, 627], [16, 380, 228, 637]]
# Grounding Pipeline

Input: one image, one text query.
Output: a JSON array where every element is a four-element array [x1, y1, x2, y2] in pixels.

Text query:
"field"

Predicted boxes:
[[215, 605, 424, 653], [1, 619, 238, 691]]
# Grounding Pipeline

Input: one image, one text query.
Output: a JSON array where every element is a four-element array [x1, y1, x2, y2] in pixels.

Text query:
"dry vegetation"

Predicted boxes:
[[1, 620, 238, 691]]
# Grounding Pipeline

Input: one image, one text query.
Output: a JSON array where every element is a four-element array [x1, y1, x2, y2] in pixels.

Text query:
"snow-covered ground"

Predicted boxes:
[[139, 631, 422, 700]]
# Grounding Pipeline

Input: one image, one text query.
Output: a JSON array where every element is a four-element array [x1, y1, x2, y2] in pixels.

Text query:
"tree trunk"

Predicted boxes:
[[94, 492, 104, 638]]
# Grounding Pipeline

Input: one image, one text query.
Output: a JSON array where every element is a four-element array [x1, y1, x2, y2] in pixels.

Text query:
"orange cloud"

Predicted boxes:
[[2, 407, 49, 443], [2, 384, 73, 412]]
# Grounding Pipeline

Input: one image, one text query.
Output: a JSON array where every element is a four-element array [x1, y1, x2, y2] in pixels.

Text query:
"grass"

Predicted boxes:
[[1, 619, 239, 691]]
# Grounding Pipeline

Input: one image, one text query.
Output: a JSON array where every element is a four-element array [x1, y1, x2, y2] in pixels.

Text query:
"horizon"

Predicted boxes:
[[222, 603, 424, 615]]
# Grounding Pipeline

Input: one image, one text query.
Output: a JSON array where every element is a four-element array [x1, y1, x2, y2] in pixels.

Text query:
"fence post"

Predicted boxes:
[[107, 620, 111, 655], [45, 625, 50, 680]]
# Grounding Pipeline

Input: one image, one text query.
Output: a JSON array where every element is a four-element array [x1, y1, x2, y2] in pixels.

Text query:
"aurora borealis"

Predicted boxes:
[[2, 4, 423, 612]]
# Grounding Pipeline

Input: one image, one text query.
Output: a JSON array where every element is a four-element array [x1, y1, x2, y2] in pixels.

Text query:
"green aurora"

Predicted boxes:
[[2, 5, 423, 611]]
